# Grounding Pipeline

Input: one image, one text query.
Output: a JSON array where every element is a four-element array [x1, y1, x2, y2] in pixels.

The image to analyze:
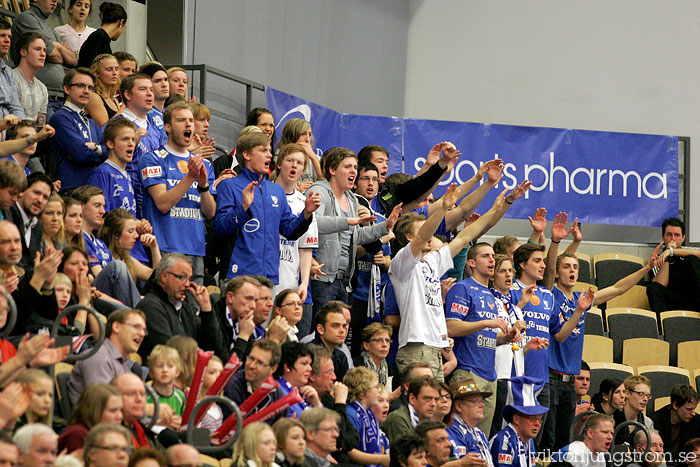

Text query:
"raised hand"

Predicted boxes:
[[571, 218, 582, 242], [483, 159, 504, 184], [242, 181, 258, 210], [385, 203, 402, 231], [186, 282, 211, 311], [0, 114, 19, 130], [32, 249, 63, 287], [0, 382, 31, 426], [650, 241, 664, 268], [465, 212, 480, 226], [528, 208, 547, 234], [75, 273, 91, 305], [438, 142, 461, 170], [36, 124, 56, 141], [304, 191, 321, 215], [577, 287, 595, 312], [551, 212, 574, 243], [441, 182, 459, 210], [507, 180, 532, 203], [425, 142, 445, 166], [214, 169, 236, 190]]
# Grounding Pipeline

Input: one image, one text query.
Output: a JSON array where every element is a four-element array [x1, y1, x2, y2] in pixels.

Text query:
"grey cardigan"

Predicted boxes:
[[308, 179, 389, 284]]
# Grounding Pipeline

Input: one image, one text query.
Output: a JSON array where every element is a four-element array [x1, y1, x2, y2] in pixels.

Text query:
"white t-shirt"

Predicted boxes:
[[273, 189, 318, 295], [55, 24, 97, 56], [389, 244, 453, 349], [494, 297, 525, 379], [559, 441, 607, 467]]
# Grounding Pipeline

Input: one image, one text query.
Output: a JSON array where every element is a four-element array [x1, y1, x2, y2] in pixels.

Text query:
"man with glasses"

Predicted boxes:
[[137, 253, 217, 359], [491, 376, 549, 467], [83, 424, 132, 467], [68, 308, 147, 405], [223, 339, 285, 423], [13, 424, 56, 467], [445, 379, 493, 464], [165, 444, 202, 467], [49, 68, 107, 193], [382, 375, 442, 444], [615, 375, 655, 446], [300, 408, 341, 467]]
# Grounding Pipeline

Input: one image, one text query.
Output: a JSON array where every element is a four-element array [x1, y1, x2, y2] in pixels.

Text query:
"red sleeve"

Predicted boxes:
[[0, 339, 16, 364]]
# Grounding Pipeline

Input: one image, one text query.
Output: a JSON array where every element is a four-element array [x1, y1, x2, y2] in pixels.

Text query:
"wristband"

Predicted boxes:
[[551, 239, 560, 244], [196, 184, 210, 193], [505, 198, 513, 205], [669, 247, 674, 257], [26, 135, 35, 145]]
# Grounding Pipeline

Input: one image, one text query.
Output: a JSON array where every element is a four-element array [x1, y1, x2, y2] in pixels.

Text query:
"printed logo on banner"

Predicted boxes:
[[266, 87, 679, 228]]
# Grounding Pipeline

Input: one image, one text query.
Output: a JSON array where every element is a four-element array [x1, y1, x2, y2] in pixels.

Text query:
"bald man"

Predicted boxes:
[[165, 444, 201, 467]]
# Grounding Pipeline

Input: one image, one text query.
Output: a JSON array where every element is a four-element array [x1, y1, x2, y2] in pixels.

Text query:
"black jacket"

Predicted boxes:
[[203, 296, 255, 362], [136, 281, 218, 359], [9, 203, 44, 275], [651, 404, 700, 461]]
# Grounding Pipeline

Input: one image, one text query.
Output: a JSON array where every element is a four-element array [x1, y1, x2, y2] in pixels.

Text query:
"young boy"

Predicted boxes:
[[147, 344, 186, 430]]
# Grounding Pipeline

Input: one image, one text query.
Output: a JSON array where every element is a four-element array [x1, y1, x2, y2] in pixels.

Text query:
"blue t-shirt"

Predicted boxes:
[[1, 156, 30, 175], [445, 277, 500, 381], [147, 108, 166, 141], [83, 231, 112, 268], [509, 280, 556, 382], [87, 160, 148, 264], [490, 423, 537, 467], [548, 287, 589, 375], [139, 146, 215, 257]]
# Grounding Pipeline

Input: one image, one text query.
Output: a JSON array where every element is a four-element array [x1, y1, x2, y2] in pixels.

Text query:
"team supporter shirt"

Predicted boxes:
[[490, 423, 537, 467], [353, 208, 391, 306], [139, 146, 215, 257], [447, 415, 489, 461], [551, 441, 606, 467], [389, 244, 453, 349], [88, 160, 149, 264], [492, 291, 525, 379], [83, 231, 112, 268], [147, 107, 166, 140], [0, 156, 30, 175], [275, 190, 318, 294], [445, 277, 500, 381], [509, 280, 556, 382], [548, 287, 589, 375]]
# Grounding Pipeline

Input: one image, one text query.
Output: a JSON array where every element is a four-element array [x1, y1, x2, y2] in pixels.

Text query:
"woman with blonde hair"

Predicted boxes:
[[166, 335, 197, 390], [58, 383, 123, 453], [272, 418, 307, 467], [86, 53, 122, 126], [40, 193, 65, 250], [278, 118, 322, 184], [167, 67, 189, 98], [98, 208, 161, 282], [232, 422, 279, 467]]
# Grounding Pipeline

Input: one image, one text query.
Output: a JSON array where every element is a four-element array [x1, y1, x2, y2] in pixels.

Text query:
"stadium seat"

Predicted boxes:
[[588, 362, 634, 396], [677, 341, 700, 374], [660, 311, 700, 366], [654, 396, 670, 413], [622, 338, 669, 371], [54, 362, 74, 420], [582, 335, 613, 363], [593, 253, 644, 290], [605, 285, 651, 311], [606, 308, 658, 363], [637, 365, 691, 416], [130, 352, 142, 365], [200, 454, 219, 467], [584, 307, 605, 336], [576, 252, 593, 284]]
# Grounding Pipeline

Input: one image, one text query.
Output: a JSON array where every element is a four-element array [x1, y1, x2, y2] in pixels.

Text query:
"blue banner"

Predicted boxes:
[[266, 87, 678, 227]]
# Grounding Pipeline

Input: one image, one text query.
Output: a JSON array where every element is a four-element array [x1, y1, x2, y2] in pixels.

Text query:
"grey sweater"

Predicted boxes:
[[308, 179, 388, 284]]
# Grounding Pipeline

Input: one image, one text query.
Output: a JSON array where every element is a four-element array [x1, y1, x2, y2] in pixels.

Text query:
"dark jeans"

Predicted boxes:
[[541, 371, 576, 452], [534, 381, 550, 450], [297, 303, 313, 339], [349, 298, 370, 359], [491, 379, 509, 438], [310, 278, 348, 316]]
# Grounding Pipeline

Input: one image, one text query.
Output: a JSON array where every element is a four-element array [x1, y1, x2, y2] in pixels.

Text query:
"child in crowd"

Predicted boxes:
[[166, 335, 197, 391], [147, 345, 186, 430], [16, 369, 65, 431], [53, 273, 73, 316], [197, 355, 224, 431]]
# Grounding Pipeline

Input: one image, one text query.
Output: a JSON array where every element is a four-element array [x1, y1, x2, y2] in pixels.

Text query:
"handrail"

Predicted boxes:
[[185, 395, 242, 455], [2, 292, 17, 338], [50, 305, 105, 363]]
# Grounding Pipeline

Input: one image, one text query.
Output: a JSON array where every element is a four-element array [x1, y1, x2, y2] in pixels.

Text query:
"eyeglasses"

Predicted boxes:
[[464, 398, 485, 406], [519, 414, 543, 422], [316, 426, 339, 434], [280, 301, 303, 308], [368, 338, 391, 344], [165, 270, 191, 282], [69, 83, 95, 92], [358, 176, 379, 183], [96, 445, 132, 454], [629, 390, 651, 399], [439, 394, 452, 401], [247, 356, 271, 368], [121, 322, 148, 335]]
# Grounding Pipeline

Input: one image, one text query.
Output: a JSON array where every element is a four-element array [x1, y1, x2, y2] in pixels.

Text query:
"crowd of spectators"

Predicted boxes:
[[0, 1, 698, 467]]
